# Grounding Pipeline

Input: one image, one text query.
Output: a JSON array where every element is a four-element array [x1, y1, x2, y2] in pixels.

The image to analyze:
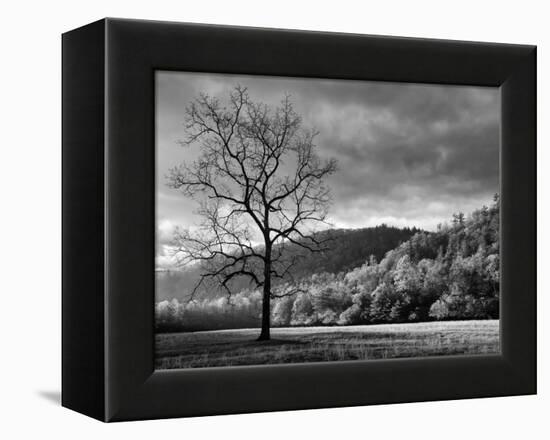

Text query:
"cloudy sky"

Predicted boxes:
[[156, 71, 500, 269]]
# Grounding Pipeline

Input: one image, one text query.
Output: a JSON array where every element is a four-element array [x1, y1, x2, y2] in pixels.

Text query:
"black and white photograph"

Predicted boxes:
[[155, 72, 501, 369], [1, 0, 542, 433]]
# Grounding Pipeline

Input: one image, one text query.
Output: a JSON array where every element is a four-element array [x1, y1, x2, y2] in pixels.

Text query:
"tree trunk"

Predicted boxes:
[[257, 253, 271, 341]]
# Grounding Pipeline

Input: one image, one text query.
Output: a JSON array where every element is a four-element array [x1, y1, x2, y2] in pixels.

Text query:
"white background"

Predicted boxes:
[[0, 0, 546, 438]]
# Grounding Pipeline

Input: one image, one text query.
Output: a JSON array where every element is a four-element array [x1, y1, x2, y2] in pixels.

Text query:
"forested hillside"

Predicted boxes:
[[156, 196, 499, 332], [155, 225, 419, 302]]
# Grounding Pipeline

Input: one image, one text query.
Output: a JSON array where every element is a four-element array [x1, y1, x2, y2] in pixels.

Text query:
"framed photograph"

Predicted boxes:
[[62, 18, 536, 422]]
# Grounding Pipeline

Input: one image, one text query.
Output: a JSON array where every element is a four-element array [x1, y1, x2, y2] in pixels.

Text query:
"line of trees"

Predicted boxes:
[[156, 195, 499, 333], [155, 225, 419, 303]]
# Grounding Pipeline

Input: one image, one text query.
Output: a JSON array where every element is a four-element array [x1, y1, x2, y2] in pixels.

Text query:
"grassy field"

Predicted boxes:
[[155, 320, 499, 370]]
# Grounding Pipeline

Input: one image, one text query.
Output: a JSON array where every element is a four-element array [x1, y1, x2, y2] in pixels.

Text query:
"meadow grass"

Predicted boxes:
[[155, 320, 499, 369]]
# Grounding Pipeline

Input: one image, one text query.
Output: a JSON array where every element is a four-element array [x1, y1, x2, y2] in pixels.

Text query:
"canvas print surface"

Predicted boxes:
[[155, 72, 500, 369]]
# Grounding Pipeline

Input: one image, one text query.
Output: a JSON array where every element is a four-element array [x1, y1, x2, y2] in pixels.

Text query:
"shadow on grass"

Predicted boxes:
[[158, 337, 309, 358], [250, 338, 308, 346]]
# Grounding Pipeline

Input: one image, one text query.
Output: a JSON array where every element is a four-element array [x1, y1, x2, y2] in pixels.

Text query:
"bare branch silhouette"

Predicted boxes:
[[167, 86, 337, 340]]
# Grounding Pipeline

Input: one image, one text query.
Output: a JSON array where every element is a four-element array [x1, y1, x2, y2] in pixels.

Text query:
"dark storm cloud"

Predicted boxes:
[[156, 71, 500, 254]]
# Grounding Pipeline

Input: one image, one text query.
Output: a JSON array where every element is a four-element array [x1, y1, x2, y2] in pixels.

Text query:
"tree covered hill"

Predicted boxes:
[[156, 224, 419, 302], [156, 196, 500, 332]]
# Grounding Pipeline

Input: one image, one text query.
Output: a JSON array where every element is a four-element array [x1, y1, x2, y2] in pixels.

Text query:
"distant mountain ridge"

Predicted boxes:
[[156, 224, 420, 302]]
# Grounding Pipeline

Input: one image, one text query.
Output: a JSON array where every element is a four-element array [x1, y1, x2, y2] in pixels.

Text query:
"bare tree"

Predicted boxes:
[[167, 86, 337, 341]]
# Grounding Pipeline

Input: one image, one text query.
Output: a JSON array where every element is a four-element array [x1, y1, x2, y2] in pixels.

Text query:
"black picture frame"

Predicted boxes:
[[62, 18, 536, 422]]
